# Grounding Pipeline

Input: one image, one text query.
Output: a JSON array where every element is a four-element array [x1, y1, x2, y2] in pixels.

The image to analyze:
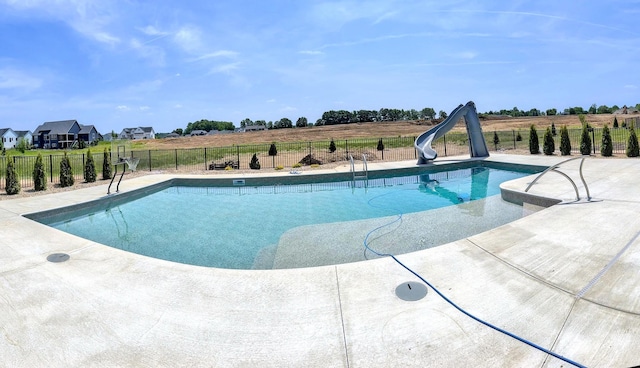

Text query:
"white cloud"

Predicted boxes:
[[116, 105, 130, 111], [266, 99, 276, 103], [299, 50, 324, 55], [138, 25, 169, 36], [209, 62, 241, 74], [174, 104, 183, 109], [0, 67, 43, 90], [173, 25, 203, 53], [189, 50, 239, 62], [2, 0, 121, 46], [139, 106, 150, 111], [624, 84, 638, 89]]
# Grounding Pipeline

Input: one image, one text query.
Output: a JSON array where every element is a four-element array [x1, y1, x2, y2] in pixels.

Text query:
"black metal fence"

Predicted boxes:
[[0, 126, 637, 192]]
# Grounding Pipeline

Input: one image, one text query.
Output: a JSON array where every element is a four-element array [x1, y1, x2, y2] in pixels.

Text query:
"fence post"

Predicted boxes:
[[592, 129, 596, 155], [308, 141, 311, 158], [443, 134, 447, 156], [148, 150, 152, 171], [49, 155, 53, 182], [513, 130, 516, 150], [204, 147, 207, 170], [345, 140, 349, 155], [175, 149, 178, 170], [236, 146, 240, 169]]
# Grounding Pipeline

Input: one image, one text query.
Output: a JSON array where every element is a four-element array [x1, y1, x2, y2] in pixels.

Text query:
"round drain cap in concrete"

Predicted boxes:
[[395, 281, 428, 301], [47, 253, 70, 263]]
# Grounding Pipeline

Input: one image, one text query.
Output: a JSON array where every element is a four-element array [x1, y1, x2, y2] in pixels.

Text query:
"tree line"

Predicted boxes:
[[171, 103, 640, 134]]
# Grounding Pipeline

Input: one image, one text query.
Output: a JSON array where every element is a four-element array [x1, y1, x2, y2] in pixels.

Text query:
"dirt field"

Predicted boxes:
[[138, 114, 635, 150]]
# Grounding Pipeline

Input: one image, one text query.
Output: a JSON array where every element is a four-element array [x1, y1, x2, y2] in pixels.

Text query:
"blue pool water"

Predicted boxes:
[[47, 166, 530, 269]]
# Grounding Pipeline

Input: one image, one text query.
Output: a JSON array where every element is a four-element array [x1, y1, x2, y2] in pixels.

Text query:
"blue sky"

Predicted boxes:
[[1, 1, 639, 134]]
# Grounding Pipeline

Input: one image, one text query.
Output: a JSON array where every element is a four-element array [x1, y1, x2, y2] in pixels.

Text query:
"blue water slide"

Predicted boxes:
[[414, 101, 490, 164]]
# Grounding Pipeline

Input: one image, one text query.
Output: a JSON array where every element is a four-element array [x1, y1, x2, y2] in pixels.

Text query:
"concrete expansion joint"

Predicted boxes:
[[334, 266, 350, 368]]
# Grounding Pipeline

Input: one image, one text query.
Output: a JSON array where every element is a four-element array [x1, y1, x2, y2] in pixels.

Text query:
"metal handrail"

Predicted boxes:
[[349, 154, 368, 181], [525, 156, 591, 201]]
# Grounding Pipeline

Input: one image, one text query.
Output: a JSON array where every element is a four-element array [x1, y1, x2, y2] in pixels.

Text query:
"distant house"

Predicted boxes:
[[164, 133, 181, 138], [32, 120, 100, 149], [0, 128, 18, 149], [235, 125, 267, 133], [190, 130, 208, 136], [79, 125, 99, 144], [15, 130, 33, 147], [119, 126, 156, 140]]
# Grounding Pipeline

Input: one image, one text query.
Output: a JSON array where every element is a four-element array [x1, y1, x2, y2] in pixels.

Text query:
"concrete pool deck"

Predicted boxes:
[[0, 154, 639, 367]]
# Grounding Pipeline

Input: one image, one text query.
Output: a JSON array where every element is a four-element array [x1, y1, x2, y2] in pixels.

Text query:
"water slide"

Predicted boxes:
[[415, 101, 490, 164]]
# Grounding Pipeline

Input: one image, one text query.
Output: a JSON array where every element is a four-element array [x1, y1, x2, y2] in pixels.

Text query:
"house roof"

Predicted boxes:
[[14, 130, 32, 138], [140, 127, 154, 133], [0, 128, 10, 136], [79, 124, 97, 134], [33, 120, 79, 135]]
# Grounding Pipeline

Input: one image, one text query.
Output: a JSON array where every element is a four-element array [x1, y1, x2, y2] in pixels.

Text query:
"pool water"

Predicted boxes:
[[48, 166, 529, 269]]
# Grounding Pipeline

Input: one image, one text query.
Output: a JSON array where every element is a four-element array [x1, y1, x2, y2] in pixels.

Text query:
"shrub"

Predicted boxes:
[[102, 148, 112, 180], [551, 123, 557, 136], [268, 143, 277, 156], [528, 125, 539, 154], [33, 153, 47, 191], [224, 165, 234, 171], [613, 117, 619, 128], [5, 160, 20, 195], [493, 131, 499, 148], [377, 138, 384, 151], [84, 149, 97, 182], [560, 125, 571, 155], [275, 165, 284, 170], [292, 162, 302, 168], [627, 126, 639, 157], [329, 139, 336, 153], [601, 125, 613, 157], [59, 152, 75, 187], [16, 138, 28, 153], [249, 153, 260, 169], [516, 131, 522, 141], [543, 127, 555, 155], [580, 123, 592, 155]]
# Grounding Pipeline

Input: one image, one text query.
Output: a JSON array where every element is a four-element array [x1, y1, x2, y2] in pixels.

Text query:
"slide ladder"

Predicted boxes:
[[414, 101, 489, 164]]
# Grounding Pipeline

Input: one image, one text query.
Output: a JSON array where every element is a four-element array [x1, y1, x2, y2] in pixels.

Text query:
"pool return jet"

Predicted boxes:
[[415, 101, 489, 164]]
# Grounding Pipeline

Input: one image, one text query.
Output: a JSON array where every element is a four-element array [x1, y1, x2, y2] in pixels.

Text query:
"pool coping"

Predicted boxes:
[[2, 154, 640, 367]]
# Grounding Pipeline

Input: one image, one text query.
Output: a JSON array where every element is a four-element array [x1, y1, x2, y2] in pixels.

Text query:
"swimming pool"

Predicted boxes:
[[33, 163, 536, 269]]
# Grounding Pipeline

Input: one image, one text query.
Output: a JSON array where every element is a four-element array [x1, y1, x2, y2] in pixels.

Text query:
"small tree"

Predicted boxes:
[[551, 123, 557, 136], [580, 123, 592, 155], [249, 153, 260, 169], [5, 160, 20, 195], [329, 139, 336, 153], [84, 149, 97, 183], [528, 125, 539, 154], [560, 125, 572, 155], [59, 152, 75, 187], [102, 148, 112, 180], [516, 131, 522, 141], [78, 139, 86, 149], [377, 138, 384, 151], [16, 138, 28, 154], [613, 116, 619, 128], [493, 131, 500, 149], [543, 127, 555, 155], [627, 126, 639, 157], [601, 125, 613, 157], [268, 143, 277, 156], [33, 153, 47, 191]]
